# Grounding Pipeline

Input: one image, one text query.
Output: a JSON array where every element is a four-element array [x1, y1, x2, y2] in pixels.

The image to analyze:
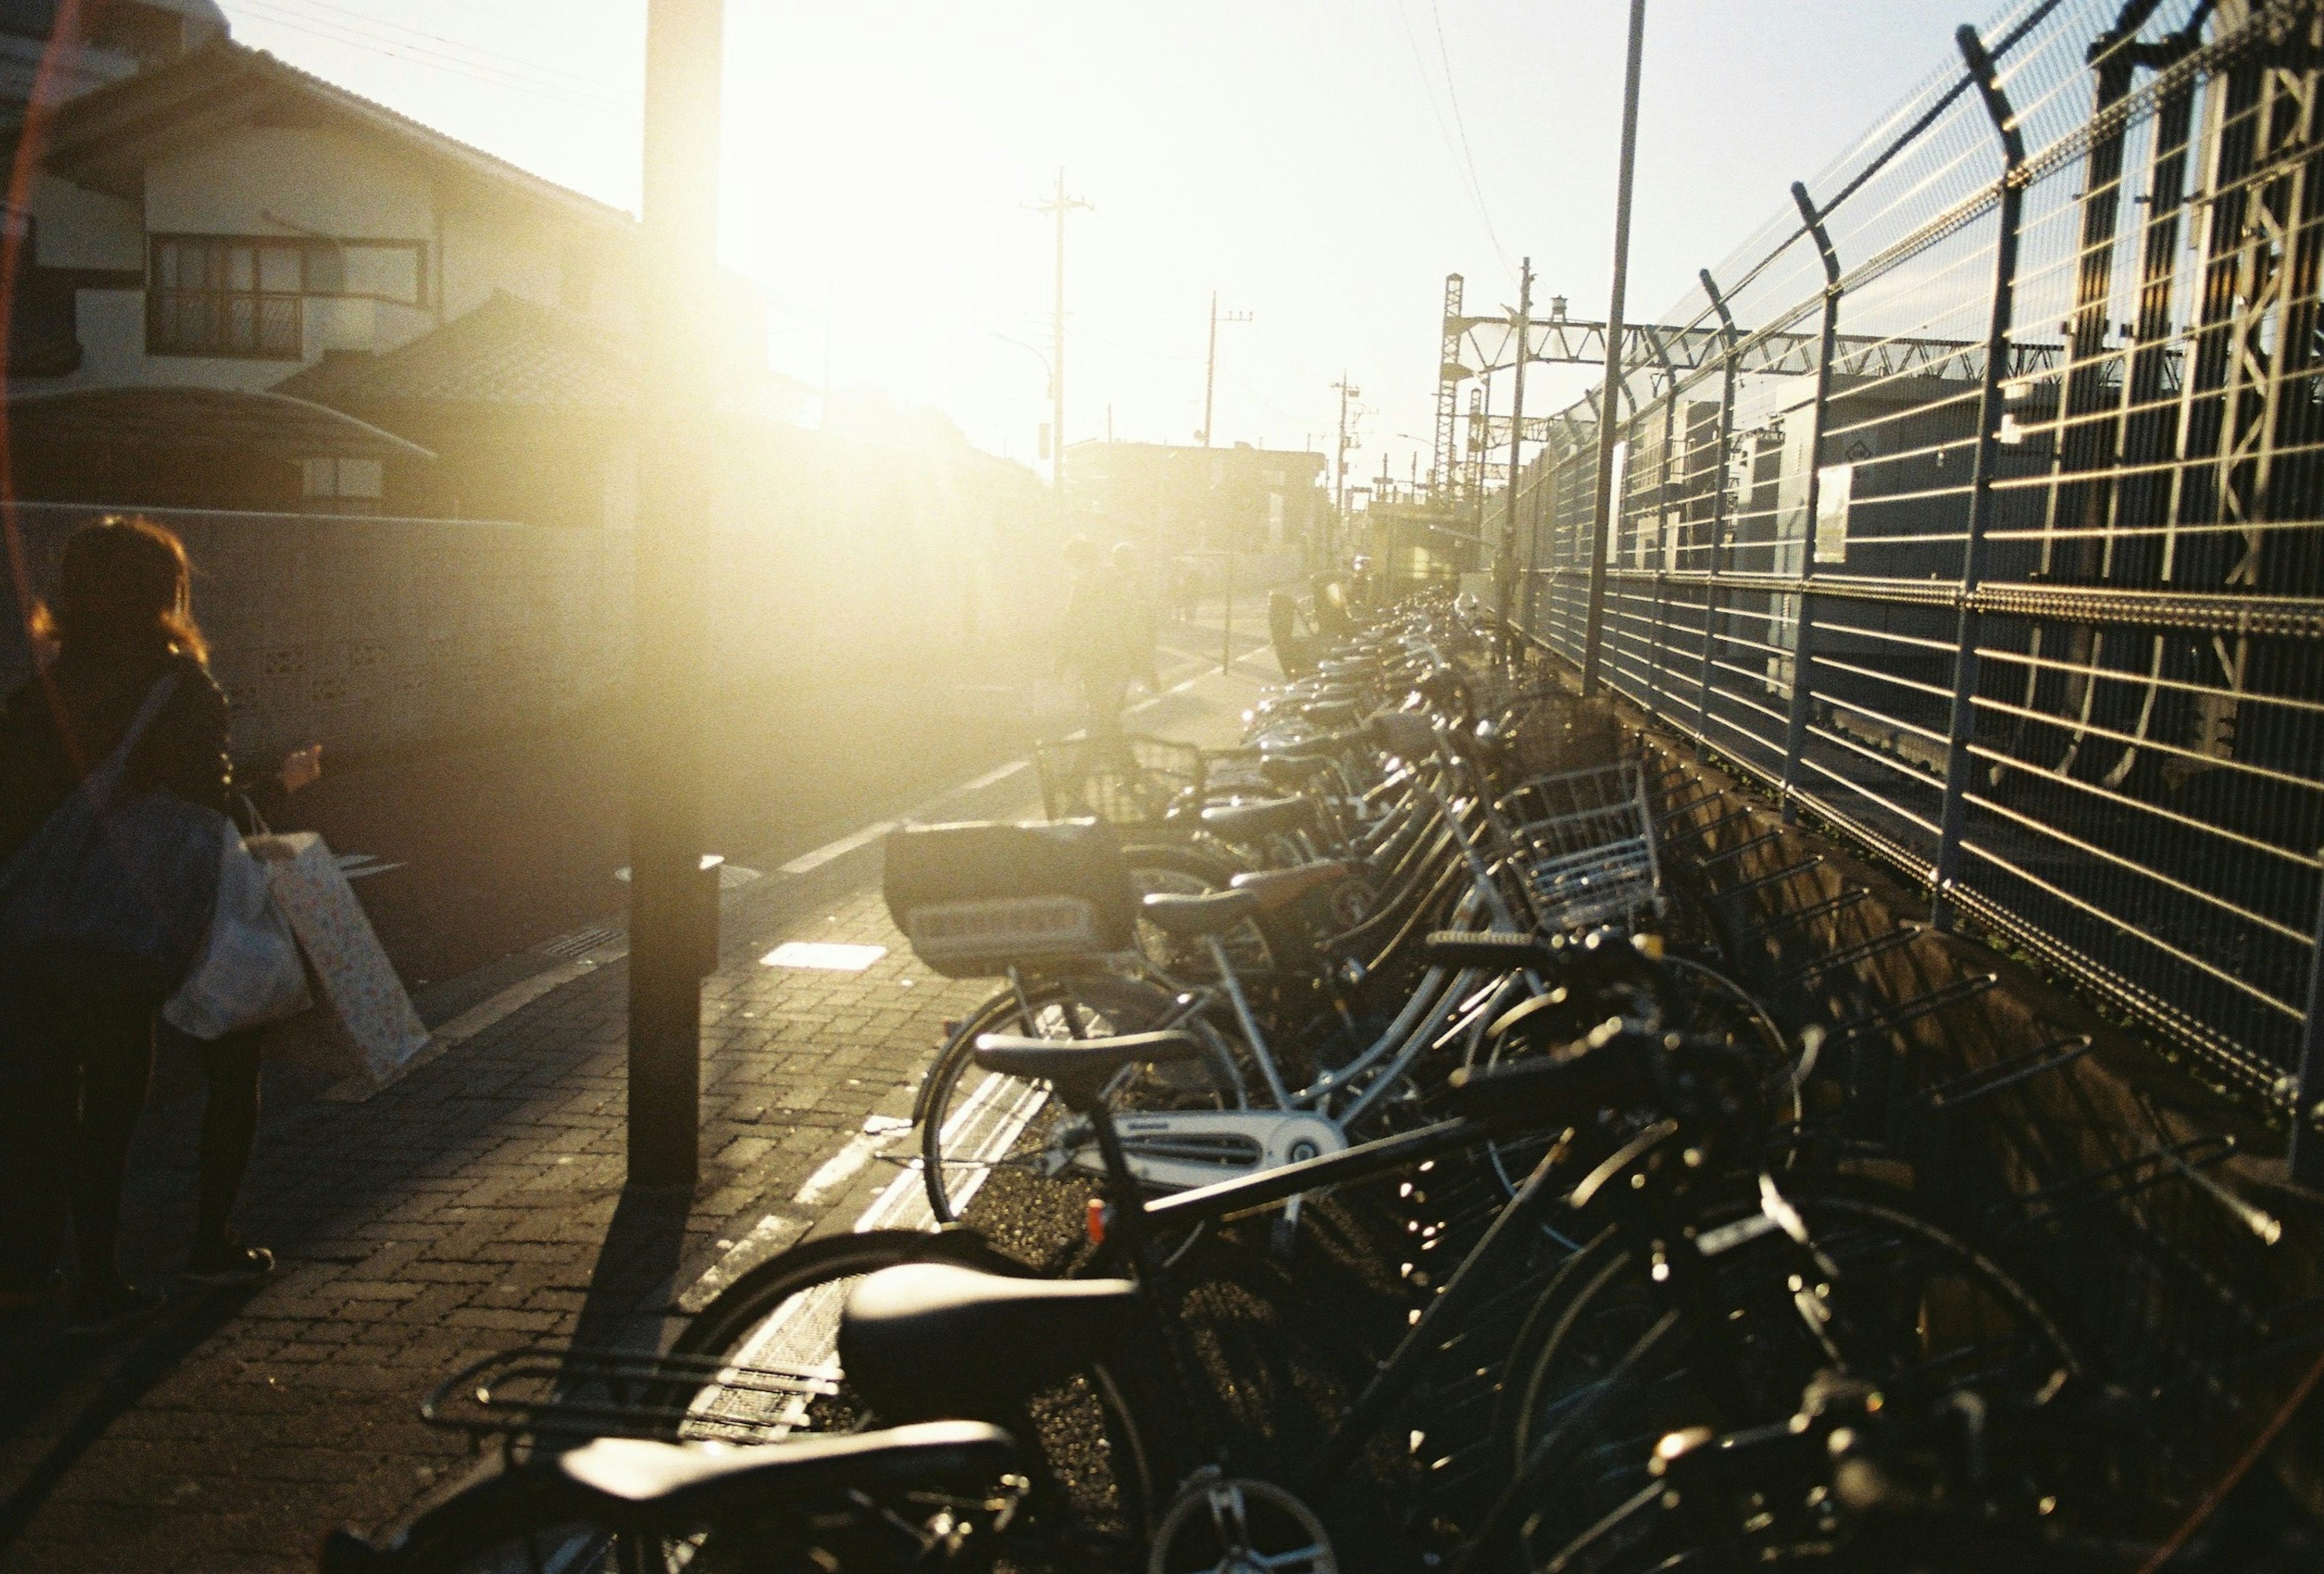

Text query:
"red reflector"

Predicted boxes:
[[1086, 1198, 1109, 1245]]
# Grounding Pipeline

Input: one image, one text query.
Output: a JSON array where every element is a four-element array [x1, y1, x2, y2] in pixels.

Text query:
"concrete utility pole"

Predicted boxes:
[[1332, 372, 1361, 563], [1497, 258, 1532, 660], [1032, 168, 1092, 493], [628, 0, 723, 1187], [1582, 0, 1647, 696], [1200, 290, 1252, 446]]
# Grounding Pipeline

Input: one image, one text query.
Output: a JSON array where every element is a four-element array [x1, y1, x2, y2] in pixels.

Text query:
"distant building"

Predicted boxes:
[[1063, 439, 1327, 558], [6, 33, 806, 523]]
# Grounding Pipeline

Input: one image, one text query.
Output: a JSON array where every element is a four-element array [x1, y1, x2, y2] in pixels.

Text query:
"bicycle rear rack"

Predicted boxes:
[[422, 1343, 841, 1457]]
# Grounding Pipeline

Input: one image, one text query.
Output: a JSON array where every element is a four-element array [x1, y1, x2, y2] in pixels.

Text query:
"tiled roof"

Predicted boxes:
[[39, 38, 634, 232], [276, 292, 632, 412], [275, 292, 812, 423]]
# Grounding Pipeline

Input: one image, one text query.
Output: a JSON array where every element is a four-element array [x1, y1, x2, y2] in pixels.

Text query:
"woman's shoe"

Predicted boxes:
[[64, 1279, 165, 1336], [185, 1236, 275, 1284]]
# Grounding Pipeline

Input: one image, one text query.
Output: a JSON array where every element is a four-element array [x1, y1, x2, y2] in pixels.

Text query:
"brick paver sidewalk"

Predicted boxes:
[[0, 657, 1276, 1573]]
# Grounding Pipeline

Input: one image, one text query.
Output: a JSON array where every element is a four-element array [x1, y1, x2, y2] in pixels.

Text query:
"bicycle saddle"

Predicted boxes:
[[1200, 797, 1315, 839], [1367, 710, 1437, 759], [1232, 861, 1357, 913], [973, 1027, 1206, 1107], [1264, 727, 1367, 762], [1441, 1019, 1660, 1124], [840, 1265, 1139, 1423], [1302, 699, 1364, 729], [560, 1420, 1019, 1512], [1423, 930, 1560, 973], [1141, 888, 1259, 936]]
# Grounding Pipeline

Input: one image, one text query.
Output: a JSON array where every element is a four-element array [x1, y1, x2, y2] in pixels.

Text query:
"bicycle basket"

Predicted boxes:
[[1034, 733, 1206, 827], [882, 819, 1136, 977], [1498, 761, 1663, 933]]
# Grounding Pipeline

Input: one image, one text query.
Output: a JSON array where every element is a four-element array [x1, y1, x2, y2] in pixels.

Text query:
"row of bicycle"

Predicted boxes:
[[324, 592, 2256, 1572]]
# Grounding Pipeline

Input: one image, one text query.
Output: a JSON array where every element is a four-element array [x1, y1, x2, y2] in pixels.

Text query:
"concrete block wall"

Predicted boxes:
[[1, 502, 627, 767]]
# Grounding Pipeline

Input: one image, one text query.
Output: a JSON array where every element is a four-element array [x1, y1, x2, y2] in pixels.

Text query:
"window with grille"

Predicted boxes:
[[148, 235, 426, 359]]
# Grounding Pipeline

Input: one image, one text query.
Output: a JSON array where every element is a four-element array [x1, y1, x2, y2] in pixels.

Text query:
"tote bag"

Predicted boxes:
[[162, 799, 312, 1040], [0, 673, 222, 991], [249, 830, 428, 1084]]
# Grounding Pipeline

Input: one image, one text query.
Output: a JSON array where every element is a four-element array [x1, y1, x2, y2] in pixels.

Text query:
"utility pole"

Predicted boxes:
[[1582, 0, 1647, 696], [1200, 290, 1252, 446], [1332, 372, 1361, 566], [1497, 258, 1532, 661], [628, 0, 723, 1187], [1031, 168, 1092, 494]]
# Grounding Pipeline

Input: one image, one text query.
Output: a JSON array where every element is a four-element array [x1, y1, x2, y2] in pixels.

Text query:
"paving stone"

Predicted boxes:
[[0, 658, 1272, 1570]]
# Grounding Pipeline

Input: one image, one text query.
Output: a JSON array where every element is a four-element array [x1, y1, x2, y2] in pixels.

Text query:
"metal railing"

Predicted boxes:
[[1495, 0, 2324, 1170]]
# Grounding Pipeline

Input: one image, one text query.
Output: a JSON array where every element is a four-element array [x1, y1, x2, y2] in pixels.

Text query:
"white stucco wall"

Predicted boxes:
[[146, 125, 433, 241]]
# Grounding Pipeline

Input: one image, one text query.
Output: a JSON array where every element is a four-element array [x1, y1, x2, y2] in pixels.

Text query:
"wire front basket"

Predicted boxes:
[[1035, 733, 1206, 827], [1498, 761, 1664, 933], [423, 1343, 841, 1455]]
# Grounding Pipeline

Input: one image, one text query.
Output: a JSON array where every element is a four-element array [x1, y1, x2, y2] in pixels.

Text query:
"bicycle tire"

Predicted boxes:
[[916, 975, 1245, 1265], [674, 1228, 1158, 1566], [1494, 1177, 2080, 1573]]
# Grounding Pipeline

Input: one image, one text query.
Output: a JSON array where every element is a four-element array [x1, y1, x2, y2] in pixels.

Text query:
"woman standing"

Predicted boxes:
[[0, 517, 318, 1332]]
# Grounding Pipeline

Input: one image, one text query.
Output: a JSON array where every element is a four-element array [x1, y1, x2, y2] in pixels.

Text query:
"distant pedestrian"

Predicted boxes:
[[1057, 536, 1136, 747], [1112, 542, 1161, 694], [1310, 572, 1355, 644], [0, 517, 319, 1331]]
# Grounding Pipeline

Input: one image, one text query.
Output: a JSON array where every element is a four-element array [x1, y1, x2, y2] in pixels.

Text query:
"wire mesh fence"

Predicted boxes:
[[1494, 0, 2324, 1141]]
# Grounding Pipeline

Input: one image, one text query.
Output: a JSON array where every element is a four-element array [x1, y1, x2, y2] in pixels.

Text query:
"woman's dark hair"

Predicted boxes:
[[27, 515, 208, 667]]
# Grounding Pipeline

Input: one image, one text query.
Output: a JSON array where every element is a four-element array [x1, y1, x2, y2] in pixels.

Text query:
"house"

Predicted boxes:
[[7, 31, 804, 522], [1064, 439, 1327, 557]]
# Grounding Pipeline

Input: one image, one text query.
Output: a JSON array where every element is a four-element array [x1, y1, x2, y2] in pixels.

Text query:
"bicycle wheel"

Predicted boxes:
[[671, 1229, 1027, 1443], [917, 974, 1244, 1265], [324, 1472, 699, 1573], [671, 1230, 1156, 1565], [1124, 841, 1276, 980], [1494, 1179, 2079, 1574]]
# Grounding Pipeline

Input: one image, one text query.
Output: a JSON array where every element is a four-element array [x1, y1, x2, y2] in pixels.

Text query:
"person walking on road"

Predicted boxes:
[[1112, 541, 1161, 695], [0, 517, 319, 1331], [1057, 535, 1136, 747]]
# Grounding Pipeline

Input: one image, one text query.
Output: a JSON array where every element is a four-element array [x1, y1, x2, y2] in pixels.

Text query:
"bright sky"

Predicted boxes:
[[218, 1, 1980, 482]]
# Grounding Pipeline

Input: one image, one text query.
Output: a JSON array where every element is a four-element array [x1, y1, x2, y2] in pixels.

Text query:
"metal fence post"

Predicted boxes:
[[1581, 0, 1649, 695], [2291, 865, 2324, 1188], [1778, 180, 1841, 825], [1697, 269, 1741, 763], [1932, 24, 2027, 930], [1645, 332, 1679, 710]]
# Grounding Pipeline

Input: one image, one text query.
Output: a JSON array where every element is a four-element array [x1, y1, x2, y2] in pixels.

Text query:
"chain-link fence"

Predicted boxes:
[[1498, 0, 2324, 1142]]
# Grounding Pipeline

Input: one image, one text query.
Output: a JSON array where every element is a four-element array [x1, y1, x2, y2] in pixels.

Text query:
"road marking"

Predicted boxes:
[[761, 942, 887, 971], [778, 820, 896, 876], [953, 760, 1027, 793]]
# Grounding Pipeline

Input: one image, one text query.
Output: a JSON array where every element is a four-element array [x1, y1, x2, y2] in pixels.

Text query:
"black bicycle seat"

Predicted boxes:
[[1367, 711, 1437, 759], [1263, 728, 1366, 762], [1140, 888, 1259, 937], [973, 1027, 1205, 1108], [840, 1265, 1140, 1423], [1441, 1019, 1659, 1123], [1423, 930, 1559, 973], [558, 1420, 1019, 1512], [1200, 797, 1315, 840]]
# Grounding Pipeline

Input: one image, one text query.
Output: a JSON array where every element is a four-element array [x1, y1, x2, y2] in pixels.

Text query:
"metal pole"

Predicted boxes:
[[1580, 0, 1647, 696], [1498, 258, 1532, 664], [1645, 330, 1677, 704], [2291, 863, 2324, 1187], [1202, 290, 1218, 447], [1933, 25, 2027, 927], [1696, 268, 1740, 762], [1221, 550, 1233, 672], [628, 0, 723, 1187], [1778, 180, 1842, 825], [1052, 166, 1067, 493]]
